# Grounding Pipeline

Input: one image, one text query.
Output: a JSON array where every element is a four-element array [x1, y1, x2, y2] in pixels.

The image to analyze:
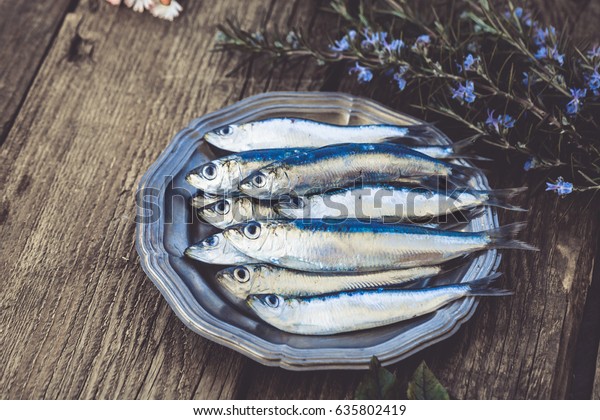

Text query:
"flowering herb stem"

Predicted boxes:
[[215, 0, 600, 192]]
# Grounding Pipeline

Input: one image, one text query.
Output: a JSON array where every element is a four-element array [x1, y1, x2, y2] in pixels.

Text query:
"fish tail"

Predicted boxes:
[[481, 187, 528, 211], [446, 137, 492, 161], [465, 273, 513, 296], [486, 222, 539, 251]]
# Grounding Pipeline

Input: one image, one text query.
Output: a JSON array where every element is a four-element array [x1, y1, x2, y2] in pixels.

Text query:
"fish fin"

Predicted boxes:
[[465, 273, 513, 296], [403, 124, 444, 143], [480, 187, 528, 211], [445, 137, 492, 161], [486, 222, 539, 251], [439, 206, 486, 227]]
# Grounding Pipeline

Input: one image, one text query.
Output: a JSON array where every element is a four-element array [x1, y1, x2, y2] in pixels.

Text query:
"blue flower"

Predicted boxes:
[[545, 177, 573, 196], [565, 88, 587, 115], [331, 38, 350, 52], [522, 72, 530, 86], [393, 66, 409, 91], [416, 34, 431, 44], [411, 34, 431, 52], [486, 109, 516, 133], [523, 158, 536, 171], [550, 45, 564, 65], [534, 46, 547, 60], [534, 45, 564, 65], [383, 38, 404, 55], [349, 62, 373, 83], [457, 54, 479, 72], [361, 29, 388, 49], [533, 26, 556, 47], [585, 67, 600, 95], [587, 45, 600, 59], [451, 81, 476, 104], [330, 30, 358, 52]]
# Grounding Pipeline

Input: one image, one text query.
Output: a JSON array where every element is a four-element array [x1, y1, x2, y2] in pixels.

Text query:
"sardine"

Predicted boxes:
[[238, 143, 477, 198], [197, 196, 280, 229], [216, 264, 444, 299], [247, 273, 510, 335], [185, 148, 310, 193], [275, 186, 526, 221], [203, 118, 435, 152], [184, 232, 261, 265], [223, 220, 537, 272]]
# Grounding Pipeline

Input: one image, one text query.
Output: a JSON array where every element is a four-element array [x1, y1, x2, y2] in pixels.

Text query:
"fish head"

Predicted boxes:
[[223, 221, 275, 255], [239, 168, 290, 198], [186, 158, 238, 192], [197, 198, 234, 228], [215, 264, 256, 298], [190, 190, 221, 209], [184, 233, 227, 263], [203, 124, 245, 149], [247, 294, 288, 321]]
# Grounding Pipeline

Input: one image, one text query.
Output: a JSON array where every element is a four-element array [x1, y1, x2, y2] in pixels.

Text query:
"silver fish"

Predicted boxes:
[[275, 186, 526, 220], [248, 273, 510, 335], [184, 232, 261, 265], [238, 143, 476, 198], [216, 264, 443, 299], [185, 148, 310, 193], [223, 220, 537, 272], [197, 196, 280, 229], [203, 118, 435, 152]]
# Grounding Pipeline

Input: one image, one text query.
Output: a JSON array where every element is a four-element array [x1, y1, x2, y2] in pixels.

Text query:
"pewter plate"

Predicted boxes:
[[135, 91, 501, 370]]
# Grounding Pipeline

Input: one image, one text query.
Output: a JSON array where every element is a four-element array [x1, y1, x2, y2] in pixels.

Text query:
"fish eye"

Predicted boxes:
[[264, 294, 280, 308], [214, 125, 234, 136], [214, 200, 230, 215], [243, 222, 261, 239], [202, 235, 219, 247], [201, 163, 217, 180], [252, 173, 267, 188], [233, 267, 250, 283]]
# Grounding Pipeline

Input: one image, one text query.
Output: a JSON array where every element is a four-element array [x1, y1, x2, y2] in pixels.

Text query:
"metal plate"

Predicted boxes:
[[135, 91, 501, 370]]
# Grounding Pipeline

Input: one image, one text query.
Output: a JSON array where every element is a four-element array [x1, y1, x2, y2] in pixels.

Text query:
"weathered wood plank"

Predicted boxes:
[[0, 0, 74, 144], [0, 0, 324, 399]]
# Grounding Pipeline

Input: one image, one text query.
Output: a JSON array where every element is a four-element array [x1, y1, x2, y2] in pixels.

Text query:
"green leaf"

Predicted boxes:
[[355, 356, 402, 400], [407, 361, 450, 400]]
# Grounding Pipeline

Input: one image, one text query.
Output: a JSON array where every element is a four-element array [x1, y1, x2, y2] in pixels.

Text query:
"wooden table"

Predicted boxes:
[[1, 0, 599, 399]]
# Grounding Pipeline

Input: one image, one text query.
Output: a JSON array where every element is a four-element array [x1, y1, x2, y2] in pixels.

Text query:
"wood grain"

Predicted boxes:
[[0, 0, 74, 144], [0, 0, 325, 399], [0, 0, 599, 400]]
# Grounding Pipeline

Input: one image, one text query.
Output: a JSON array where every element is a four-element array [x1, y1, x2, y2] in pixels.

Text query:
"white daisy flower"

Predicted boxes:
[[124, 0, 154, 13], [149, 0, 183, 21]]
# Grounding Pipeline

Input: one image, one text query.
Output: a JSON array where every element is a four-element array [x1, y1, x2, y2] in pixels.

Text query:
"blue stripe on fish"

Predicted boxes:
[[276, 143, 448, 167], [234, 148, 311, 162], [288, 219, 483, 237]]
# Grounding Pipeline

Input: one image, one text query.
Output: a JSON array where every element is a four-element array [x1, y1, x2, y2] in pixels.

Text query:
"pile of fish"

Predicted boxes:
[[184, 118, 535, 336]]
